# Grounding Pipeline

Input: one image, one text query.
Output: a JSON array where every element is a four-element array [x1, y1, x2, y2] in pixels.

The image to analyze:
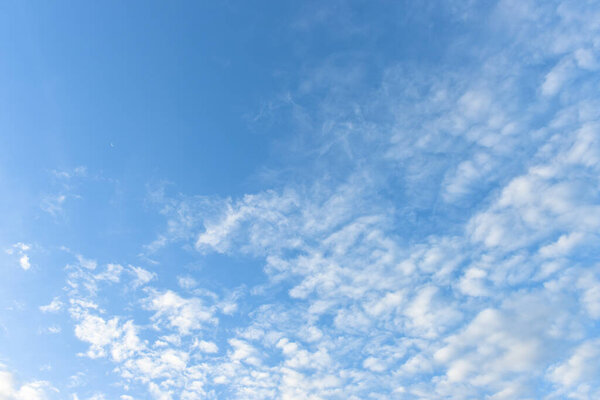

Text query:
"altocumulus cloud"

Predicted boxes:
[[3, 0, 600, 399]]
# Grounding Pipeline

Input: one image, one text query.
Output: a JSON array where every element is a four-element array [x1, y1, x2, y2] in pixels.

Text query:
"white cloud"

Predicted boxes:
[[576, 268, 600, 319], [228, 338, 261, 366], [542, 57, 574, 96], [147, 382, 172, 400], [574, 48, 599, 70], [41, 194, 67, 216], [86, 395, 105, 400], [94, 264, 123, 283], [51, 166, 87, 180], [0, 367, 55, 400], [39, 325, 61, 335], [76, 255, 97, 271], [433, 289, 579, 397], [13, 243, 30, 252], [192, 340, 218, 353], [18, 255, 30, 271], [443, 152, 496, 201], [40, 297, 64, 312], [74, 313, 144, 362], [144, 290, 217, 335], [468, 128, 600, 253], [363, 357, 386, 373], [539, 232, 585, 258], [548, 339, 600, 389], [176, 276, 196, 290], [404, 286, 462, 339], [6, 243, 32, 271], [129, 266, 156, 288], [458, 268, 489, 297]]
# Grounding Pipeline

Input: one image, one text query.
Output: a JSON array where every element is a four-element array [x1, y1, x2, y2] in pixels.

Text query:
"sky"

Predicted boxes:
[[1, 0, 600, 399]]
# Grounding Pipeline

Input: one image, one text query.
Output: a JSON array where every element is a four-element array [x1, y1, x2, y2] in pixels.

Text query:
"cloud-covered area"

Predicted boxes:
[[1, 0, 600, 399]]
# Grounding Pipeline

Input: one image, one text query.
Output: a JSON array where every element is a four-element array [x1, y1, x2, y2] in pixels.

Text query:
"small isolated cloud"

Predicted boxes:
[[41, 194, 67, 216], [39, 325, 62, 335], [129, 266, 156, 288], [5, 243, 32, 270], [6, 242, 30, 253], [19, 255, 30, 271], [42, 166, 87, 217], [40, 297, 63, 313], [52, 166, 87, 180], [177, 276, 197, 289]]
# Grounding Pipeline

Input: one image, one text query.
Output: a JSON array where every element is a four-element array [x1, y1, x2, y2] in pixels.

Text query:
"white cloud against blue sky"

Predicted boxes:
[[1, 0, 600, 399]]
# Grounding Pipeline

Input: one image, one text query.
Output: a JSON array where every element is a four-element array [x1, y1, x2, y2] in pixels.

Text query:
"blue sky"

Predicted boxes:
[[1, 1, 600, 399]]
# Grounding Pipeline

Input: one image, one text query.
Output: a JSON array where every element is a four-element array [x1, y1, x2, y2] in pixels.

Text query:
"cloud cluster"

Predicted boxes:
[[23, 0, 600, 399]]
